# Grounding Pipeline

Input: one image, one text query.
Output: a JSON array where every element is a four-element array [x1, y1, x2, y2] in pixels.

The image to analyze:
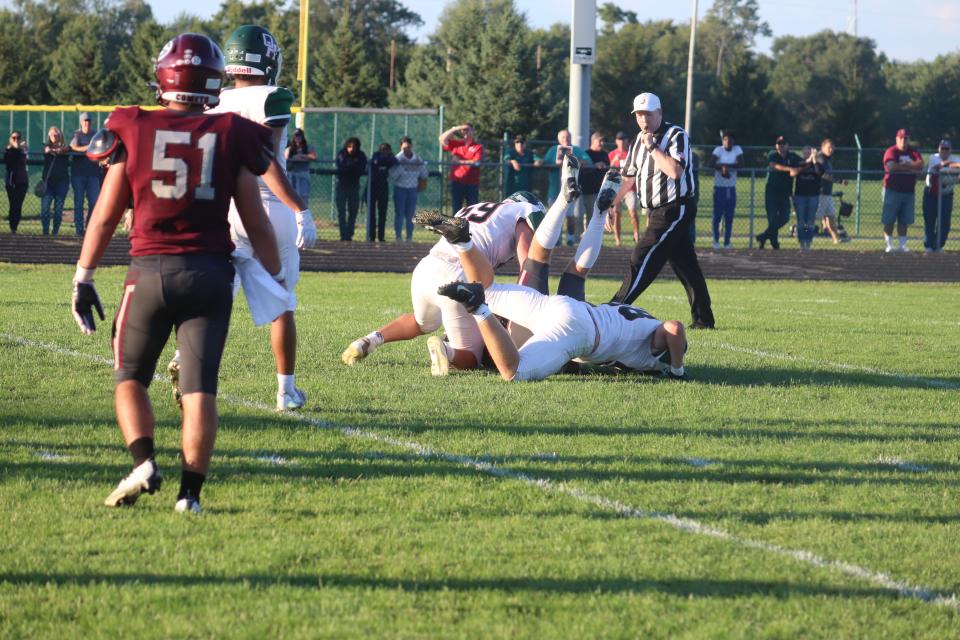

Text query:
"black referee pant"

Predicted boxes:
[[610, 198, 715, 328]]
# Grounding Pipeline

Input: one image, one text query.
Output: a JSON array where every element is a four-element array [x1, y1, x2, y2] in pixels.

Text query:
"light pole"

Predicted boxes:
[[684, 0, 699, 133]]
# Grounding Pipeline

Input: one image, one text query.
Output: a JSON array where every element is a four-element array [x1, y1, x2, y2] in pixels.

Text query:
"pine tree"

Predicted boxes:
[[311, 7, 384, 107]]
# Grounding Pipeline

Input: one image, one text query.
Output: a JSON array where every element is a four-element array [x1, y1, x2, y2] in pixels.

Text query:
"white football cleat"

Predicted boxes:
[[341, 338, 373, 365], [104, 459, 162, 507], [426, 336, 451, 377], [174, 497, 202, 514], [595, 168, 622, 212], [277, 387, 307, 412]]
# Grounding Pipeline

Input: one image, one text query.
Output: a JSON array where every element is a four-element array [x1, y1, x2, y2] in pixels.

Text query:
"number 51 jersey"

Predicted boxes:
[[106, 106, 273, 257]]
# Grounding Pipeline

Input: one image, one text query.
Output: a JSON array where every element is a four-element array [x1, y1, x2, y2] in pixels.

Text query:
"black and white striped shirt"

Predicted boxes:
[[620, 121, 696, 210]]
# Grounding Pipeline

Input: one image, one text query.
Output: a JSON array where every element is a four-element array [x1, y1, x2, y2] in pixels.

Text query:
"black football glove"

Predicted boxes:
[[72, 280, 105, 334], [437, 281, 485, 313]]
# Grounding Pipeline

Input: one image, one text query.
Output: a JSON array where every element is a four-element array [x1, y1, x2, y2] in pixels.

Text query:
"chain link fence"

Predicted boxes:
[[2, 105, 954, 251]]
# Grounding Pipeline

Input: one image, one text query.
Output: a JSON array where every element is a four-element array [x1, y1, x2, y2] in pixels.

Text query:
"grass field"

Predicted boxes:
[[2, 264, 959, 638]]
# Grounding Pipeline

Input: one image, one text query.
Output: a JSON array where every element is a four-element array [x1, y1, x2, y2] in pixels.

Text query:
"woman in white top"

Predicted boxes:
[[710, 130, 743, 249], [390, 136, 429, 241]]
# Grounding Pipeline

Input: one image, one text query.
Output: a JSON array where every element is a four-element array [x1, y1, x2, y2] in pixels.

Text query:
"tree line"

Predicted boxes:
[[1, 0, 957, 149]]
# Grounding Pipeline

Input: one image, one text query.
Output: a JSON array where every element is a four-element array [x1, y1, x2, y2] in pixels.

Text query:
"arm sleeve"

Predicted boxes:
[[668, 130, 688, 168]]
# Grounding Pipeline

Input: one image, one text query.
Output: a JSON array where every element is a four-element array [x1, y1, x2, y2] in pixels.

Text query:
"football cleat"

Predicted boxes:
[[276, 387, 307, 412], [414, 211, 471, 244], [104, 459, 162, 507], [426, 336, 451, 377], [662, 369, 690, 381], [174, 497, 202, 514], [437, 281, 485, 313], [596, 168, 622, 212], [560, 153, 581, 203], [167, 355, 182, 410], [341, 338, 374, 365]]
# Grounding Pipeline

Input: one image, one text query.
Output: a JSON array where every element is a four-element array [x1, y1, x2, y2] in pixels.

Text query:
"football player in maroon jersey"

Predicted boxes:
[[71, 33, 283, 514]]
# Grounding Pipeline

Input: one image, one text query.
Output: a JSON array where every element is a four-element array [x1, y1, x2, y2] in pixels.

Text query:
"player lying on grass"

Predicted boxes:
[[340, 154, 583, 376], [71, 33, 283, 513], [420, 171, 689, 382]]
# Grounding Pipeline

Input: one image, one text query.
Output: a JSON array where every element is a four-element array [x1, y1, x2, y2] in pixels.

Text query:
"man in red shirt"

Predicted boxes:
[[439, 123, 483, 213], [71, 33, 283, 514], [881, 128, 923, 252]]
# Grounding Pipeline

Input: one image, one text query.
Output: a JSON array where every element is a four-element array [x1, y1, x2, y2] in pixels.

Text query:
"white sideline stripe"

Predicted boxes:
[[686, 457, 717, 468], [252, 455, 289, 466], [36, 451, 69, 461], [715, 342, 959, 390], [877, 456, 929, 473], [4, 332, 958, 610]]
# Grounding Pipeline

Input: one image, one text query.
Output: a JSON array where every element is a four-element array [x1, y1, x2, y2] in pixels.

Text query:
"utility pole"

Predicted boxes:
[[684, 0, 698, 133], [847, 0, 858, 37], [568, 0, 596, 149]]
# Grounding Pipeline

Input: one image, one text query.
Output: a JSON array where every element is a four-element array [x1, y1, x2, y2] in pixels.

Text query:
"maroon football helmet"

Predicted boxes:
[[154, 33, 225, 107]]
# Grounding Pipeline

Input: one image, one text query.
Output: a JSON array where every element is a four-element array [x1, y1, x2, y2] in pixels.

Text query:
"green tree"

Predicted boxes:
[[392, 0, 540, 140], [701, 0, 770, 77], [48, 14, 118, 103], [312, 7, 384, 106], [767, 31, 887, 146]]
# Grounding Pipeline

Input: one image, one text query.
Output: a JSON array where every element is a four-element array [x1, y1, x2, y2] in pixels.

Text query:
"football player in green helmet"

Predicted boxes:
[[223, 24, 283, 85], [167, 24, 317, 413]]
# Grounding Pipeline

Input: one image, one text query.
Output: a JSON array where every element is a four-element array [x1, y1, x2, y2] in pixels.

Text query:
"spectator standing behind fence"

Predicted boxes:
[[794, 145, 824, 251], [881, 128, 923, 253], [607, 131, 637, 246], [539, 129, 592, 246], [923, 139, 959, 253], [439, 123, 482, 214], [580, 132, 609, 232], [4, 131, 28, 233], [757, 136, 801, 250], [69, 113, 101, 237], [285, 129, 316, 208], [40, 127, 71, 235], [390, 136, 428, 242], [335, 137, 367, 241], [368, 142, 397, 242], [816, 138, 848, 244], [710, 130, 742, 249], [503, 134, 535, 195]]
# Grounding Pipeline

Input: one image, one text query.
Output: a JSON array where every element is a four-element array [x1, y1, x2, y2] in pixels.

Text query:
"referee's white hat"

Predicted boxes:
[[631, 92, 661, 113]]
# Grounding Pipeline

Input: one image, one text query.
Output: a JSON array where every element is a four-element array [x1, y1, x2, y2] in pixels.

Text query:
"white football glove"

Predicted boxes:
[[295, 209, 317, 249]]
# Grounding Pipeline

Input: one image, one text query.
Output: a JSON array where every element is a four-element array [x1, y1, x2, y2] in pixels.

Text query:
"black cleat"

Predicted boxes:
[[662, 369, 690, 381], [596, 168, 622, 212], [414, 212, 471, 244], [560, 153, 581, 203], [437, 281, 485, 313]]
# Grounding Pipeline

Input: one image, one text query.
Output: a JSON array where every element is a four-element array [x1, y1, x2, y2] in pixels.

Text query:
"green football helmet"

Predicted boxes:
[[223, 25, 283, 85], [505, 190, 546, 230]]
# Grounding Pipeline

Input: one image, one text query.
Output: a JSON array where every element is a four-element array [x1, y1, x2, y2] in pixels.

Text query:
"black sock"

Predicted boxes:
[[128, 437, 155, 467], [178, 469, 206, 501]]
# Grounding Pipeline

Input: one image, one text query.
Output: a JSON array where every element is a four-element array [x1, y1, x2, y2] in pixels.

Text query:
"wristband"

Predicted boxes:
[[74, 265, 95, 283], [271, 265, 286, 283], [452, 239, 474, 253], [471, 304, 492, 322]]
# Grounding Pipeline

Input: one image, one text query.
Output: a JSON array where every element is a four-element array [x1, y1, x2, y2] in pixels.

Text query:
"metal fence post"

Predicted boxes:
[[438, 104, 445, 215], [854, 133, 863, 236], [749, 169, 755, 248]]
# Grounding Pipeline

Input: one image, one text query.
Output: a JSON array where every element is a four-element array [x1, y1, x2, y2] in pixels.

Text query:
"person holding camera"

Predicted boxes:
[[439, 123, 483, 214], [40, 126, 71, 235], [538, 129, 592, 245], [4, 131, 28, 233]]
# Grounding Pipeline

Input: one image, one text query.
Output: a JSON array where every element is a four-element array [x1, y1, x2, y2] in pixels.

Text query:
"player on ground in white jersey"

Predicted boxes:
[[340, 155, 583, 375], [424, 170, 689, 382], [179, 24, 317, 412]]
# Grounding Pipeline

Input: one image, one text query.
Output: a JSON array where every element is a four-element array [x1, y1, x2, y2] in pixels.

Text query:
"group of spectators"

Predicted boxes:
[[332, 134, 429, 242], [4, 112, 101, 235]]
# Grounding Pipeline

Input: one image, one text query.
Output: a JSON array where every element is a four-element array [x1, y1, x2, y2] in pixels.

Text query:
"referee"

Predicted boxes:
[[608, 92, 715, 329]]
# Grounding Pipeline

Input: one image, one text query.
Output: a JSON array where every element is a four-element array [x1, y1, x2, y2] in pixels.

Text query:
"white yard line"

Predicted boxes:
[[877, 456, 929, 473], [3, 332, 957, 610], [715, 342, 959, 390]]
